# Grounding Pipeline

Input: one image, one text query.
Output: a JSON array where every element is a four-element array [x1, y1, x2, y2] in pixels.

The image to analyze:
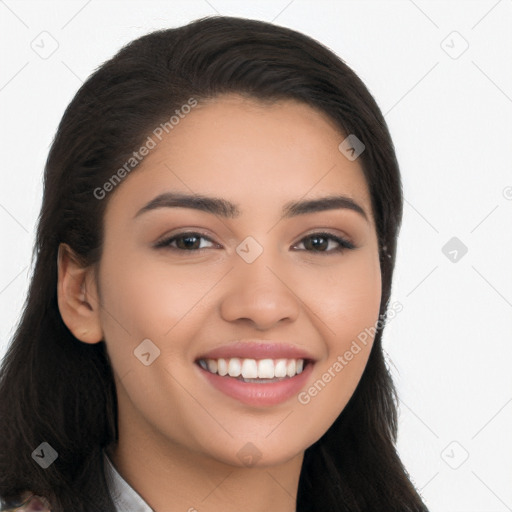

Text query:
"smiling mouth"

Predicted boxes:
[[195, 357, 313, 383]]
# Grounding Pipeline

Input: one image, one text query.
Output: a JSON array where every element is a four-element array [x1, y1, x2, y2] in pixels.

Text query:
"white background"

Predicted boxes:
[[1, 1, 511, 510]]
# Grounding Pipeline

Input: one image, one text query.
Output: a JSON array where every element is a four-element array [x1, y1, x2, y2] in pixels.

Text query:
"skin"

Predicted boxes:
[[57, 94, 382, 512]]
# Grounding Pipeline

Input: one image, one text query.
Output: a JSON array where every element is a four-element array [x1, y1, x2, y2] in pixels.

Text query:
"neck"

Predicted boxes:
[[108, 436, 302, 512]]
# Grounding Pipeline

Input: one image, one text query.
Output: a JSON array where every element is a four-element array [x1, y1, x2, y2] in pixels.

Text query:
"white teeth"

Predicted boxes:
[[217, 358, 228, 376], [199, 357, 307, 379], [286, 359, 296, 377], [241, 359, 258, 379], [206, 359, 218, 374], [228, 358, 242, 377], [274, 359, 288, 378], [258, 359, 275, 378]]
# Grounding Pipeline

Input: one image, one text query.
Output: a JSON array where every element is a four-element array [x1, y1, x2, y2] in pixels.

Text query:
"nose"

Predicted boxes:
[[219, 255, 301, 331]]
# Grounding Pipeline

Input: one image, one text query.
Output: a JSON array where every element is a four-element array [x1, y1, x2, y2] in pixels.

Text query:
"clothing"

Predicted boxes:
[[103, 451, 154, 512], [3, 453, 151, 512]]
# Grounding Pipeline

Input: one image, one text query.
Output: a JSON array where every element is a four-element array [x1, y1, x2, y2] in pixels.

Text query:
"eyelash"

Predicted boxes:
[[154, 231, 356, 255]]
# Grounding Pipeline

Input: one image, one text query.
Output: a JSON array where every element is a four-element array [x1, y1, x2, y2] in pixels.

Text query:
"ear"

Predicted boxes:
[[57, 243, 104, 344]]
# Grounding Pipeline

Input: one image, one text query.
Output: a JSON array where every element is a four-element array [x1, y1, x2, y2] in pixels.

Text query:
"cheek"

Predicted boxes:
[[96, 246, 226, 381], [98, 248, 199, 334], [301, 248, 382, 340], [95, 250, 174, 371], [295, 249, 381, 417]]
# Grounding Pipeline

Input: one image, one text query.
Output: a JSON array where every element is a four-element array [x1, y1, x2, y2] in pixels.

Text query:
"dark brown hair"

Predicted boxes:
[[0, 15, 428, 511]]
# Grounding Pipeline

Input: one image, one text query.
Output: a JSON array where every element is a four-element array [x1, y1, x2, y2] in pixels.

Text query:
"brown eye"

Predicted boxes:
[[295, 232, 355, 254], [154, 232, 217, 251]]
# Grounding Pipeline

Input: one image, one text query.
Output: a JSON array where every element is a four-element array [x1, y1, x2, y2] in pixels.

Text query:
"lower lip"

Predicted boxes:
[[197, 361, 314, 407]]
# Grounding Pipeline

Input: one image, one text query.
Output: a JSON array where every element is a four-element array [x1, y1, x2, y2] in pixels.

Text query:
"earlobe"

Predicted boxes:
[[57, 243, 103, 344]]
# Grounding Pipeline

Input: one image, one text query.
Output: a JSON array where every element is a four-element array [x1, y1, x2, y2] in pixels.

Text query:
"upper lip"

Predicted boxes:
[[196, 341, 317, 362]]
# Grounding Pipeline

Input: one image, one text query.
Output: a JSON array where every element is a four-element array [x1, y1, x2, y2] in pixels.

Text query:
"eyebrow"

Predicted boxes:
[[134, 192, 368, 221]]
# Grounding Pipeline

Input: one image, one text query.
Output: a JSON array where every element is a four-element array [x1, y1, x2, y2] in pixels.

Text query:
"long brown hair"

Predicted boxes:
[[0, 16, 429, 511]]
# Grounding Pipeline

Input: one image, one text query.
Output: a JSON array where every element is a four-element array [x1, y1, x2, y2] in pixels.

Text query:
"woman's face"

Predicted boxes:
[[95, 94, 381, 466]]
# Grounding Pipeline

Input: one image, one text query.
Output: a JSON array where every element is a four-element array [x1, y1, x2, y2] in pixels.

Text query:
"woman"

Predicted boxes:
[[0, 15, 429, 512]]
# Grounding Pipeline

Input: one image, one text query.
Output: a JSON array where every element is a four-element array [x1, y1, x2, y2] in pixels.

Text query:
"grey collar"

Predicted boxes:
[[103, 450, 154, 512]]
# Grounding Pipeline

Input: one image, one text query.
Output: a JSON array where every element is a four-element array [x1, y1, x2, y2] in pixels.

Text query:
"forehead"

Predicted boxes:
[[104, 94, 374, 225]]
